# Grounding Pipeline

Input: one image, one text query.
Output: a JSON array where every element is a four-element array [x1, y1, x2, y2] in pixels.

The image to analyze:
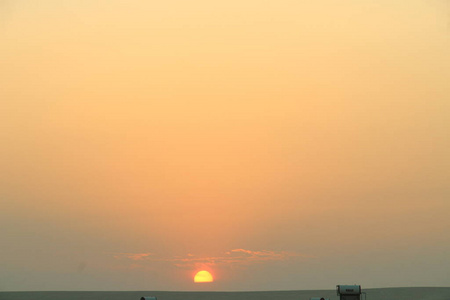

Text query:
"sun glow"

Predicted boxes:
[[194, 270, 214, 283]]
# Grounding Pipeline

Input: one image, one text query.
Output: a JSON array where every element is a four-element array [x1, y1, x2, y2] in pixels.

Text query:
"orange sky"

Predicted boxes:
[[1, 0, 449, 291]]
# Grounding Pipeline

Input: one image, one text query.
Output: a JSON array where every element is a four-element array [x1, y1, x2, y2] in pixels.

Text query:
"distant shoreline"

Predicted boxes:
[[2, 287, 450, 292], [2, 287, 450, 300]]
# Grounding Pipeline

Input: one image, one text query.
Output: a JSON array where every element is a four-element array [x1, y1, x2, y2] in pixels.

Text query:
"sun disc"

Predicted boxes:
[[194, 270, 213, 283]]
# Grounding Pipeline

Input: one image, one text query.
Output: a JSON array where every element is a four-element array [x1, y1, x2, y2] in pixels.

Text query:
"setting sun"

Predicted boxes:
[[194, 270, 214, 283]]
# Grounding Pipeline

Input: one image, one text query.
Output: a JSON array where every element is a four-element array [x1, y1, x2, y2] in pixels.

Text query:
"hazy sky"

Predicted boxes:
[[1, 0, 449, 292]]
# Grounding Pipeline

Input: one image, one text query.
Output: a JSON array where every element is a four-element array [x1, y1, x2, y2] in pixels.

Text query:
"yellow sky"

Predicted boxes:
[[1, 0, 449, 291]]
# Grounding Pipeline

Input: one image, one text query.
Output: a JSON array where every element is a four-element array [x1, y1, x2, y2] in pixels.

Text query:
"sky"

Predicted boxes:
[[1, 0, 449, 292]]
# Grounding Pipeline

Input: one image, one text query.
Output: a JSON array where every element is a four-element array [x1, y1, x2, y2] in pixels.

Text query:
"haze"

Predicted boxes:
[[1, 0, 449, 291]]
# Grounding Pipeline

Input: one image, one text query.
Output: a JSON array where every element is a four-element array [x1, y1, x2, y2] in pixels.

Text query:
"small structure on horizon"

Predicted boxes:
[[310, 297, 329, 300], [140, 297, 157, 300], [336, 285, 366, 300]]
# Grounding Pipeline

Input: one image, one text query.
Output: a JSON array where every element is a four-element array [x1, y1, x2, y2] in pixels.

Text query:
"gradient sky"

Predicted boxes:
[[1, 0, 449, 292]]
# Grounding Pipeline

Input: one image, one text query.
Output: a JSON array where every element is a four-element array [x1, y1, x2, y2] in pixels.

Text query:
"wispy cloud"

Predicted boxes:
[[112, 249, 313, 269], [113, 252, 154, 260]]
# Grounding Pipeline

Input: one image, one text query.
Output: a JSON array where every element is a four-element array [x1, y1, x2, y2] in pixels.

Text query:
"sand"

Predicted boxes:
[[1, 288, 450, 300]]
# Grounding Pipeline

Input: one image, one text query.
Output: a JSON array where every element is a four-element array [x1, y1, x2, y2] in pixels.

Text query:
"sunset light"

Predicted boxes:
[[1, 0, 450, 292], [194, 271, 214, 283]]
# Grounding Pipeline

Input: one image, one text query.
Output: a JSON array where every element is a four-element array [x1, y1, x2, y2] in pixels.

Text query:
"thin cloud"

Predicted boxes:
[[113, 252, 154, 260], [112, 249, 313, 269]]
